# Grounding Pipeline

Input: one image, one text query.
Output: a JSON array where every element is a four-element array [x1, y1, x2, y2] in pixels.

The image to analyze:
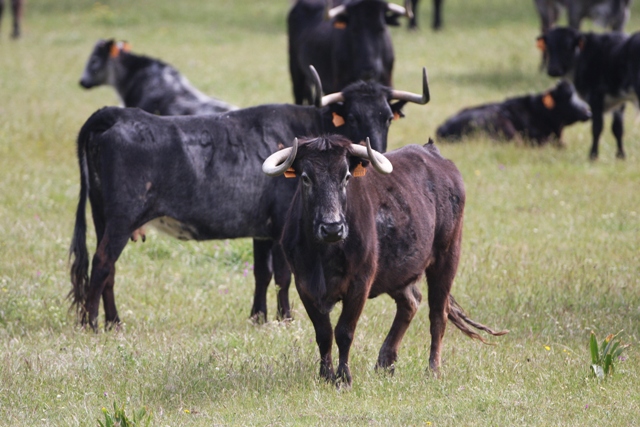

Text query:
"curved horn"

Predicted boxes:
[[349, 137, 393, 175], [327, 4, 347, 20], [321, 91, 345, 106], [404, 0, 414, 19], [390, 67, 430, 105], [309, 65, 323, 108], [387, 2, 411, 18], [262, 138, 299, 176]]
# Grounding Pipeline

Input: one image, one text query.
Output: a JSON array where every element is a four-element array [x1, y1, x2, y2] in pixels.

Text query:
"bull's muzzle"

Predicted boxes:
[[319, 222, 347, 243]]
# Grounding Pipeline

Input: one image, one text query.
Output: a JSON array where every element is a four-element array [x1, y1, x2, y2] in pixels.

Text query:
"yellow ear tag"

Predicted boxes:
[[332, 112, 345, 127], [393, 111, 401, 121], [284, 167, 296, 178], [353, 163, 366, 177], [110, 44, 120, 58], [334, 21, 347, 29], [542, 93, 555, 109], [536, 38, 546, 52]]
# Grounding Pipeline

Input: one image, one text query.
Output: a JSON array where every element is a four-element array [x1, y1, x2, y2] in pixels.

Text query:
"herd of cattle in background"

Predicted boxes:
[[61, 0, 636, 385]]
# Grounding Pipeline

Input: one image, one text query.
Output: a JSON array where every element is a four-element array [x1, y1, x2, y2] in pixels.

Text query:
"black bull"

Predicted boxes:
[[288, 0, 412, 105], [263, 135, 507, 385], [69, 72, 429, 330]]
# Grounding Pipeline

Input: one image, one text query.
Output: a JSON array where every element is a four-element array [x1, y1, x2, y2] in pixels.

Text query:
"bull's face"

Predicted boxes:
[[329, 81, 405, 153], [537, 28, 583, 78], [547, 80, 591, 123], [79, 39, 115, 89], [297, 147, 354, 243]]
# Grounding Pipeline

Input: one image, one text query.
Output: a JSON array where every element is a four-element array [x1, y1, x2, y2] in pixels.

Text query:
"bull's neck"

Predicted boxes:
[[109, 53, 155, 107]]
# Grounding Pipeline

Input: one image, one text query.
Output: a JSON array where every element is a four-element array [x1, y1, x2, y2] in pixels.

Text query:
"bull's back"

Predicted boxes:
[[365, 144, 465, 294]]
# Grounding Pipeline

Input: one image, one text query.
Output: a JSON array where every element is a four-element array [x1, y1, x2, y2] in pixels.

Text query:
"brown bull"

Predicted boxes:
[[263, 135, 507, 386]]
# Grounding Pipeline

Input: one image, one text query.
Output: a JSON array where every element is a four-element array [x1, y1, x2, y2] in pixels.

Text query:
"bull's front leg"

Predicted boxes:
[[588, 94, 605, 160], [334, 284, 370, 387], [612, 105, 626, 159], [299, 293, 335, 381], [272, 243, 292, 320], [251, 239, 273, 323]]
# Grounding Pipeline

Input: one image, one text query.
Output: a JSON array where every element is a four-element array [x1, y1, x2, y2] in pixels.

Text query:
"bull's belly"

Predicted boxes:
[[144, 216, 271, 241], [604, 89, 637, 112]]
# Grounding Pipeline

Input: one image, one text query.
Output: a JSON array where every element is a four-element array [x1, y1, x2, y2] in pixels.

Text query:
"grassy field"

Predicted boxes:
[[1, 0, 639, 425]]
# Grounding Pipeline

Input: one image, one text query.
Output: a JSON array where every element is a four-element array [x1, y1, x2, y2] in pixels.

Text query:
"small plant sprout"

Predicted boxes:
[[98, 402, 152, 427], [589, 330, 630, 379]]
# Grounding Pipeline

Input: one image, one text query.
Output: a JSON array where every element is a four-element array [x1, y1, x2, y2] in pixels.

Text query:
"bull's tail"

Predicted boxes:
[[68, 126, 91, 319], [447, 295, 509, 344]]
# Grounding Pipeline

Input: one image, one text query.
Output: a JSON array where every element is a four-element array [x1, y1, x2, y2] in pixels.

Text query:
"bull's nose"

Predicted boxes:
[[547, 66, 564, 77], [320, 223, 346, 242], [79, 80, 90, 88]]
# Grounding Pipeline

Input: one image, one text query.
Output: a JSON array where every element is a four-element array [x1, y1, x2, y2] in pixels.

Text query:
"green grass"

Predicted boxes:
[[1, 0, 639, 425]]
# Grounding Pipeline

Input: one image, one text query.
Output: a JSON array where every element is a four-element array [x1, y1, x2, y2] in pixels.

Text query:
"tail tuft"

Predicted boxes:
[[447, 295, 509, 345]]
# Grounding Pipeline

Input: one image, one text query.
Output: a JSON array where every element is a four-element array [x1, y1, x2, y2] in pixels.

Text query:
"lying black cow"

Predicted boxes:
[[263, 135, 507, 385], [288, 0, 411, 105], [0, 0, 22, 38], [407, 0, 444, 30], [436, 80, 591, 145], [79, 39, 237, 115], [538, 27, 640, 159], [69, 71, 429, 331], [534, 0, 631, 34]]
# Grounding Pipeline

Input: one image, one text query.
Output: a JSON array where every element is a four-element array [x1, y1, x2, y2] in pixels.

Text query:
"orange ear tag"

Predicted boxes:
[[393, 111, 401, 121], [536, 38, 546, 52], [110, 44, 120, 58], [353, 163, 366, 177], [334, 21, 347, 29], [542, 93, 555, 109], [121, 41, 132, 53], [332, 112, 345, 127], [284, 167, 296, 178]]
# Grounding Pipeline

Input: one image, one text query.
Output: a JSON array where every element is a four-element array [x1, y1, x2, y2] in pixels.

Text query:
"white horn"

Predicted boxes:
[[262, 138, 299, 176], [349, 137, 393, 174]]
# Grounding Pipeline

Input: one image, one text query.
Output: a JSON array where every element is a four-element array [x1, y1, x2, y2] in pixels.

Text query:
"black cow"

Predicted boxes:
[[534, 0, 631, 34], [69, 72, 429, 331], [263, 135, 507, 385], [287, 0, 412, 105], [407, 0, 444, 30], [79, 39, 237, 115], [436, 80, 591, 145], [0, 0, 22, 38], [538, 27, 640, 159]]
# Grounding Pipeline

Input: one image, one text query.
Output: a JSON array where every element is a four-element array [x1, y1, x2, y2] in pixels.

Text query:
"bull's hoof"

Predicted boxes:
[[335, 363, 352, 388], [589, 152, 599, 161], [319, 363, 335, 382], [616, 151, 626, 160], [375, 361, 396, 376], [250, 311, 266, 325]]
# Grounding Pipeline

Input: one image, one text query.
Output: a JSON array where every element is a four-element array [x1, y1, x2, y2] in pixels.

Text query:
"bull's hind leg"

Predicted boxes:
[[376, 283, 422, 372], [612, 105, 626, 159], [272, 243, 292, 320], [251, 239, 273, 323], [85, 228, 130, 331], [425, 245, 461, 373]]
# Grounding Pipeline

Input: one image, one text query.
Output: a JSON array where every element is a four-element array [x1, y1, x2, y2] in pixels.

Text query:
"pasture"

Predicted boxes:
[[1, 0, 639, 425]]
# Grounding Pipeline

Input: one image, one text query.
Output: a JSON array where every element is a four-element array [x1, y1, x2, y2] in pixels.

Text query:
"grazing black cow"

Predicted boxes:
[[407, 0, 444, 30], [436, 80, 591, 145], [263, 135, 507, 386], [534, 0, 631, 34], [0, 0, 22, 38], [287, 0, 412, 105], [69, 71, 429, 331], [79, 39, 237, 115], [538, 27, 640, 159]]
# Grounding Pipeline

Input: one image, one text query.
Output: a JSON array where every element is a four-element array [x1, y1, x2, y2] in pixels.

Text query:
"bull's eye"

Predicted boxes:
[[301, 172, 311, 187], [386, 116, 394, 127], [343, 173, 351, 187]]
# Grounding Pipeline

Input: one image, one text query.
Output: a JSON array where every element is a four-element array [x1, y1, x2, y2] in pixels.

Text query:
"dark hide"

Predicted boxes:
[[79, 39, 237, 115], [538, 27, 640, 159], [0, 0, 23, 38], [407, 0, 444, 30], [288, 0, 404, 105], [278, 135, 507, 386], [69, 79, 413, 330], [436, 80, 591, 145]]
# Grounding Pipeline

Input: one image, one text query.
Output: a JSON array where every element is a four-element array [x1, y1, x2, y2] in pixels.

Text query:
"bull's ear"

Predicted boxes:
[[391, 100, 407, 119], [385, 12, 402, 26], [333, 15, 348, 29], [542, 92, 555, 110], [536, 36, 546, 52], [329, 103, 346, 128], [349, 155, 369, 177]]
